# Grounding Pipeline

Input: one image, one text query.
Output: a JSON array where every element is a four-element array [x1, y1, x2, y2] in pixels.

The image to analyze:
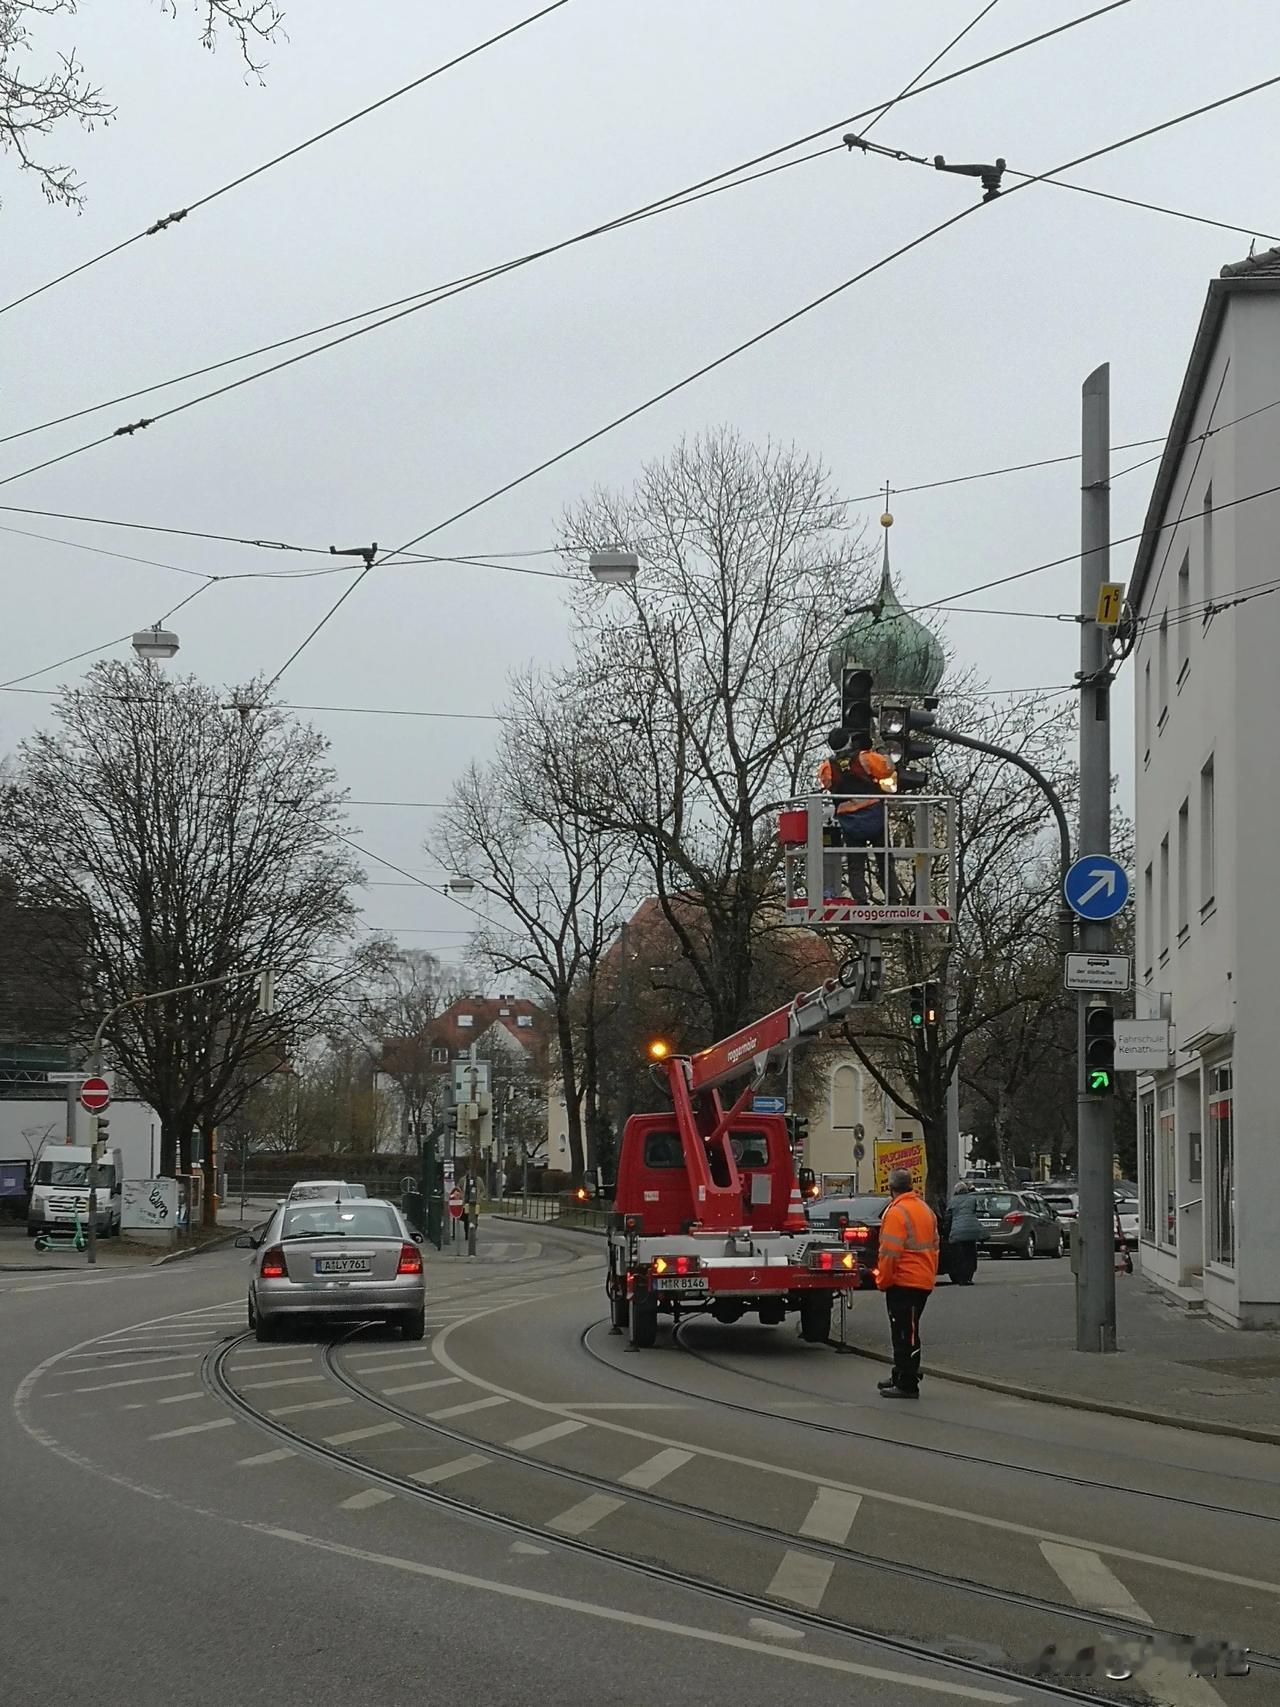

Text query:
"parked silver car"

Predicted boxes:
[[238, 1197, 425, 1342], [973, 1189, 1066, 1259]]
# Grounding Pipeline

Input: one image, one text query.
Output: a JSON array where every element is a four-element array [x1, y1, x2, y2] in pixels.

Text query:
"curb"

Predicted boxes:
[[152, 1228, 241, 1266], [491, 1214, 608, 1240], [837, 1336, 1280, 1447], [0, 1263, 81, 1274]]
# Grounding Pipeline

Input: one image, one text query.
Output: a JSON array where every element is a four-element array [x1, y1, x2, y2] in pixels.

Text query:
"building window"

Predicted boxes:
[[1142, 863, 1154, 982], [1176, 554, 1190, 684], [1200, 756, 1215, 910], [1158, 834, 1170, 962], [1207, 1062, 1234, 1266], [1202, 483, 1214, 619], [1158, 1085, 1176, 1248], [1140, 1094, 1156, 1241], [431, 1047, 448, 1064], [1177, 799, 1189, 940], [1157, 614, 1169, 729], [457, 1014, 473, 1028], [1143, 661, 1152, 764], [517, 1015, 533, 1028]]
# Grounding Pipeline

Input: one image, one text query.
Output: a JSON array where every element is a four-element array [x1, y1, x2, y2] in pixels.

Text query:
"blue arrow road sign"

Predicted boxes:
[[1064, 854, 1130, 921], [751, 1095, 786, 1114]]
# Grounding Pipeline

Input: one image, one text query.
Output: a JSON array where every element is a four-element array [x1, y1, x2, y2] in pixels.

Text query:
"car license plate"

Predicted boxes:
[[652, 1276, 708, 1294], [315, 1255, 371, 1275]]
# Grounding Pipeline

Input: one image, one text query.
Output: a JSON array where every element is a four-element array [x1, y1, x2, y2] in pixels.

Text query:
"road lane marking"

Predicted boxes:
[[427, 1395, 507, 1421], [240, 1374, 329, 1391], [618, 1448, 694, 1490], [431, 1312, 1280, 1598], [51, 1370, 201, 1395], [154, 1391, 208, 1405], [324, 1422, 403, 1446], [350, 1358, 435, 1375], [409, 1454, 489, 1485], [767, 1549, 835, 1609], [1039, 1544, 1228, 1707], [237, 1448, 296, 1466], [340, 1488, 397, 1510], [546, 1401, 688, 1410], [381, 1377, 460, 1396], [223, 1357, 314, 1373], [547, 1493, 625, 1535], [348, 1348, 434, 1364], [799, 1488, 862, 1546], [268, 1397, 353, 1417], [56, 1354, 203, 1373], [506, 1420, 587, 1451], [257, 1525, 1018, 1700], [150, 1418, 236, 1441]]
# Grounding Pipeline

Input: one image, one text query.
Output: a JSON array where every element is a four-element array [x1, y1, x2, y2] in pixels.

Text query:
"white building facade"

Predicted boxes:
[[1130, 246, 1280, 1327]]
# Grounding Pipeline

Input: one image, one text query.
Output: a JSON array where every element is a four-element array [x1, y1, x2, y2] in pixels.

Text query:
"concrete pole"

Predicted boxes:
[[1076, 362, 1118, 1353], [945, 988, 962, 1193]]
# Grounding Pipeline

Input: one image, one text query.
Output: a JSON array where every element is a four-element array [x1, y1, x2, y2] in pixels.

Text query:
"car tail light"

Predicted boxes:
[[1002, 1212, 1024, 1226], [842, 1225, 870, 1243], [397, 1242, 423, 1275], [809, 1249, 855, 1271], [652, 1254, 699, 1276], [259, 1246, 286, 1278]]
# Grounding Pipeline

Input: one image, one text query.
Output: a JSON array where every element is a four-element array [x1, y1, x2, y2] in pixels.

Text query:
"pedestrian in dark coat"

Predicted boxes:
[[945, 1182, 982, 1285]]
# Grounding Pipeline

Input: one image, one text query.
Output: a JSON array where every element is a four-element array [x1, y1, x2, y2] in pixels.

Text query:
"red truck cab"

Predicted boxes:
[[614, 1111, 797, 1238]]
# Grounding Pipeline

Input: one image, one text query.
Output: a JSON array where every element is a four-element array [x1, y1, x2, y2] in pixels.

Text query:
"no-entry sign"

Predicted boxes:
[[79, 1076, 111, 1113], [447, 1186, 465, 1220]]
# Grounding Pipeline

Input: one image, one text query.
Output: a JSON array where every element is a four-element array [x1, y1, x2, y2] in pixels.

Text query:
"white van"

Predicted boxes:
[[28, 1146, 123, 1239]]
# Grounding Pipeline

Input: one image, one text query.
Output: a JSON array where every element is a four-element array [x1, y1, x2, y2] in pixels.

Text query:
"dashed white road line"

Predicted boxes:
[[223, 1357, 314, 1373], [340, 1487, 397, 1510], [382, 1377, 460, 1396], [150, 1417, 236, 1441], [766, 1549, 835, 1609], [427, 1395, 507, 1421], [547, 1492, 625, 1535], [798, 1488, 862, 1547], [56, 1353, 203, 1373], [350, 1358, 435, 1375], [324, 1422, 403, 1446], [240, 1374, 328, 1392], [268, 1397, 352, 1418], [154, 1390, 208, 1406], [506, 1419, 587, 1451], [348, 1347, 433, 1364], [618, 1448, 694, 1490], [50, 1370, 201, 1395], [237, 1448, 296, 1467], [409, 1454, 489, 1486]]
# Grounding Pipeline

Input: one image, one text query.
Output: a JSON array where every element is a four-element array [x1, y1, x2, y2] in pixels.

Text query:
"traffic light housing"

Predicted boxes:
[[908, 985, 926, 1029], [92, 1112, 110, 1151], [839, 668, 874, 749], [908, 982, 941, 1037], [1084, 1004, 1115, 1096], [879, 699, 938, 793]]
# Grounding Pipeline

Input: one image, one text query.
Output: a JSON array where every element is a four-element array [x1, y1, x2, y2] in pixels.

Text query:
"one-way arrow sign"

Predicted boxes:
[[1064, 855, 1130, 922]]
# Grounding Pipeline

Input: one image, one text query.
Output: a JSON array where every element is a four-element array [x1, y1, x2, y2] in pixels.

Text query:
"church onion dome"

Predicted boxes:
[[828, 511, 945, 697]]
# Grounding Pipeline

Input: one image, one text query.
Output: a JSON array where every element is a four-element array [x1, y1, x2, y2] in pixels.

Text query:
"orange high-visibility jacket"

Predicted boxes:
[[816, 749, 895, 815], [876, 1190, 940, 1291]]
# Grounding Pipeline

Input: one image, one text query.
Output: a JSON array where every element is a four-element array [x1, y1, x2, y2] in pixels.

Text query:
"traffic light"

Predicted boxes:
[[908, 983, 941, 1037], [1084, 1004, 1115, 1095], [839, 668, 874, 749], [92, 1113, 110, 1153], [878, 699, 937, 792], [908, 985, 925, 1029]]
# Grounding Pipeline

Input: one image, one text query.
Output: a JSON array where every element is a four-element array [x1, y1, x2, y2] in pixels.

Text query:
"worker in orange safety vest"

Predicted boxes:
[[875, 1168, 939, 1399], [816, 733, 899, 903]]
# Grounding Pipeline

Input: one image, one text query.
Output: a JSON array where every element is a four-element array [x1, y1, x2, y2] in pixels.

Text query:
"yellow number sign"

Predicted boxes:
[[1096, 583, 1125, 626]]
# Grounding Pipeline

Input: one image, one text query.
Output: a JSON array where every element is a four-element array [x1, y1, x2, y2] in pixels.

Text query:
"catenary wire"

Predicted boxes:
[[273, 73, 1279, 683], [0, 582, 214, 689], [0, 0, 576, 320], [858, 0, 1003, 137], [0, 4, 1136, 490]]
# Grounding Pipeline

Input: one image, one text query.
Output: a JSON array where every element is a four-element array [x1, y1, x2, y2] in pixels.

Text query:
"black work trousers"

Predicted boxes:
[[836, 814, 899, 904], [950, 1239, 979, 1284], [884, 1285, 931, 1391]]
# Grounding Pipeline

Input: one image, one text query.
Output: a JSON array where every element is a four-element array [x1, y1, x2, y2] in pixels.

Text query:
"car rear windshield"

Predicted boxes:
[[974, 1193, 1018, 1214], [282, 1204, 400, 1240], [813, 1196, 889, 1222]]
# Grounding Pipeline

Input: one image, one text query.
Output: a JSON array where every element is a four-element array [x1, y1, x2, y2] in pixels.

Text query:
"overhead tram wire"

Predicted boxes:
[[267, 73, 1280, 685], [0, 2, 1135, 488], [858, 0, 1004, 136], [0, 581, 215, 689], [0, 0, 576, 320]]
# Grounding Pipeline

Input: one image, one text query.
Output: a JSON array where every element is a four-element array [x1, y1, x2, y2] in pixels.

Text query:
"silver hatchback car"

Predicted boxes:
[[239, 1197, 426, 1343]]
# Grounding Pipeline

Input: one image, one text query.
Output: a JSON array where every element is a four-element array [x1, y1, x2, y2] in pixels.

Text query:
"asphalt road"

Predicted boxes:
[[2, 1230, 1275, 1707]]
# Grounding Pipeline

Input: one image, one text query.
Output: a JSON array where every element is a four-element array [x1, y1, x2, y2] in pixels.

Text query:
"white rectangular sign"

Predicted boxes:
[[1064, 953, 1132, 992], [121, 1177, 178, 1231], [1114, 1020, 1171, 1070]]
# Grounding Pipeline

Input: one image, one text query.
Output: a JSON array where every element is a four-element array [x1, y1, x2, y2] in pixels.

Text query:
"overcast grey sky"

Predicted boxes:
[[3, 0, 1278, 962]]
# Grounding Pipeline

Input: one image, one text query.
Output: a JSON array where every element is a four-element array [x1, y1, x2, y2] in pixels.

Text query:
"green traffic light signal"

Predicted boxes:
[[908, 985, 925, 1027], [1084, 1006, 1115, 1097], [1089, 1068, 1112, 1093]]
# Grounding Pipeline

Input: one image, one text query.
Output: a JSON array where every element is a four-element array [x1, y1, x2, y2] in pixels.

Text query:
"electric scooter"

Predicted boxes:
[[34, 1213, 87, 1253]]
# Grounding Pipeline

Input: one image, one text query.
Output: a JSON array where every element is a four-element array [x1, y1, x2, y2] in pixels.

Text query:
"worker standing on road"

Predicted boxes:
[[944, 1182, 982, 1286], [875, 1168, 939, 1399], [817, 733, 899, 904]]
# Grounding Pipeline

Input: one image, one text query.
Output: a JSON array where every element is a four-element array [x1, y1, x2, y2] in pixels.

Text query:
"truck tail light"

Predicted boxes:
[[1002, 1212, 1024, 1226], [260, 1246, 286, 1278], [652, 1254, 700, 1276], [842, 1225, 870, 1243], [397, 1242, 423, 1275], [808, 1249, 855, 1271]]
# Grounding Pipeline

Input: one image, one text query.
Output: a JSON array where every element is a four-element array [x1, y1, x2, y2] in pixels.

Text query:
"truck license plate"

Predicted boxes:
[[652, 1276, 708, 1294], [315, 1255, 371, 1275]]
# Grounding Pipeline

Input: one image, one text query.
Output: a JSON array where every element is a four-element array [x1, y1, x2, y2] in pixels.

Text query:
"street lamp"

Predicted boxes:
[[588, 548, 640, 589], [446, 875, 475, 897], [131, 624, 180, 661]]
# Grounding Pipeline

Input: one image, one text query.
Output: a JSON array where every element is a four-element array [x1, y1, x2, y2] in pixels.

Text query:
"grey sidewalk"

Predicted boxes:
[[837, 1258, 1280, 1444]]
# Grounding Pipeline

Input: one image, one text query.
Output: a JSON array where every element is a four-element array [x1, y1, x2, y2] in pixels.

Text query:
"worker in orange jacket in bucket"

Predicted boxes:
[[875, 1168, 939, 1399], [817, 734, 899, 903]]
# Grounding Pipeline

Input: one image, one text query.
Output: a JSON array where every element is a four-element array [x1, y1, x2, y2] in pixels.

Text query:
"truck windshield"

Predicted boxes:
[[34, 1161, 116, 1189]]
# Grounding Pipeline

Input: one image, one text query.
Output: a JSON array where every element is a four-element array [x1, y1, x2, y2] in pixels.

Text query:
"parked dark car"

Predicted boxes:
[[805, 1193, 889, 1281], [973, 1188, 1066, 1259]]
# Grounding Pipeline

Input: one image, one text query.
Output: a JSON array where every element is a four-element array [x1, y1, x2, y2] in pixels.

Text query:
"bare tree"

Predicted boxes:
[[435, 670, 636, 1187], [2, 0, 283, 209], [360, 949, 467, 1147], [558, 427, 875, 1039], [1, 660, 369, 1196]]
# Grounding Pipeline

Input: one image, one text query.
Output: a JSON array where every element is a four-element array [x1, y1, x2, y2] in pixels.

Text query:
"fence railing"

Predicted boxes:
[[496, 1191, 613, 1233]]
